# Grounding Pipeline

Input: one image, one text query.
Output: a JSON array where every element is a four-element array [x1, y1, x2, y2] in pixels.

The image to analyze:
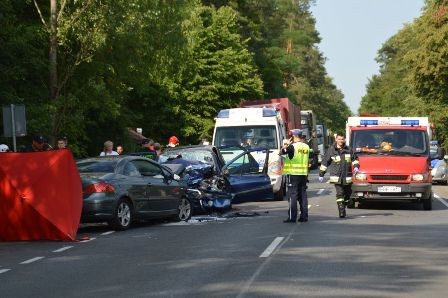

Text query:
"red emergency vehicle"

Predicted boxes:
[[346, 117, 433, 210]]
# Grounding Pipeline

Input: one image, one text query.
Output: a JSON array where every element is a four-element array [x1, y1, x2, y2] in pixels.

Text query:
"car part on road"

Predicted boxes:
[[423, 193, 433, 210]]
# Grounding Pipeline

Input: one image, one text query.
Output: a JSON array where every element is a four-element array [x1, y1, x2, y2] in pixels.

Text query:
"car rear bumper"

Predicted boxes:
[[351, 182, 432, 200], [81, 194, 116, 222]]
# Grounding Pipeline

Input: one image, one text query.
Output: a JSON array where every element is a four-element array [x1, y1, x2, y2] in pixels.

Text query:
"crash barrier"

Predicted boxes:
[[0, 150, 82, 241]]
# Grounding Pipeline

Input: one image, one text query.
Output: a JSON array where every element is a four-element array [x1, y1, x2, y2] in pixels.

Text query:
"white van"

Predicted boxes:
[[212, 108, 287, 200]]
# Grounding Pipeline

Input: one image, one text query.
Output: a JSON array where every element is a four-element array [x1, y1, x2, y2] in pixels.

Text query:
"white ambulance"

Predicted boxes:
[[212, 108, 287, 200]]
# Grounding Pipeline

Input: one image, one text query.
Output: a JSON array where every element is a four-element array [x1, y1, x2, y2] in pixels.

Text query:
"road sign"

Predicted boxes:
[[3, 104, 26, 137]]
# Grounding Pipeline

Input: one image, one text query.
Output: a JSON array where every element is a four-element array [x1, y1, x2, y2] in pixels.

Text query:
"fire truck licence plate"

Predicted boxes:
[[377, 186, 401, 193]]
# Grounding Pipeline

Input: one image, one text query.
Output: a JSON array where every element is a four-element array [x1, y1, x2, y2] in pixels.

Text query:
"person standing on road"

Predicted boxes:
[[139, 139, 157, 160], [22, 134, 53, 152], [153, 142, 162, 161], [57, 136, 68, 149], [281, 129, 310, 223], [99, 140, 119, 156], [318, 133, 359, 218], [167, 136, 179, 148], [0, 144, 9, 152], [116, 145, 124, 155]]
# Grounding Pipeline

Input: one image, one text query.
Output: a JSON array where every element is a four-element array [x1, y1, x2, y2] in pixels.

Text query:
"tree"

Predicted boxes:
[[179, 5, 264, 139]]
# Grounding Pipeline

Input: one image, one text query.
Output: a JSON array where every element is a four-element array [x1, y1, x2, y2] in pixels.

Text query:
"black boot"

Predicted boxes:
[[337, 202, 346, 218], [346, 198, 355, 209]]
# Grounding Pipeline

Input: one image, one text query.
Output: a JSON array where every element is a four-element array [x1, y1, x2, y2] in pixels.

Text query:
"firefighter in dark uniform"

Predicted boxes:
[[281, 129, 310, 223], [318, 133, 359, 218]]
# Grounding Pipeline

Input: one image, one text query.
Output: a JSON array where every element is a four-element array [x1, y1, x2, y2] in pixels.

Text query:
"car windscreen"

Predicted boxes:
[[351, 129, 429, 156], [77, 160, 117, 173], [159, 149, 214, 165], [214, 125, 278, 149], [219, 147, 246, 164]]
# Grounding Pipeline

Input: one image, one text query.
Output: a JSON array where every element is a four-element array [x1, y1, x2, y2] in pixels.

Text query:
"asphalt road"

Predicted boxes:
[[2, 170, 448, 297]]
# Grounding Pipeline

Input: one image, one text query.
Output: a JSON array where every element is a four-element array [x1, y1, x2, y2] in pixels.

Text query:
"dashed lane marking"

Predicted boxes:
[[0, 269, 11, 274], [434, 194, 448, 208], [101, 231, 115, 236], [259, 237, 284, 258], [53, 246, 73, 253], [317, 189, 325, 195], [20, 257, 44, 264]]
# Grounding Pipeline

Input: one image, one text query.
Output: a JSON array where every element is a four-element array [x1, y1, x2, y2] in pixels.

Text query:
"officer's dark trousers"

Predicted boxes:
[[334, 183, 352, 203], [286, 175, 308, 221]]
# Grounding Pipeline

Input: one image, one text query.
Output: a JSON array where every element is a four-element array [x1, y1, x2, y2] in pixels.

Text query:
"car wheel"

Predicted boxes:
[[423, 194, 432, 211], [176, 197, 192, 221], [109, 199, 133, 230]]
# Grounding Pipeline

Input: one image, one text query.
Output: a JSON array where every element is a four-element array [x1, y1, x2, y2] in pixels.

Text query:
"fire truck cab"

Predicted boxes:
[[347, 117, 433, 210]]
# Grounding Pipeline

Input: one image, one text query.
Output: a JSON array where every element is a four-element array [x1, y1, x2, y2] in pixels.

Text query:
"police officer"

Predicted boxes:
[[281, 129, 310, 223], [318, 133, 359, 218]]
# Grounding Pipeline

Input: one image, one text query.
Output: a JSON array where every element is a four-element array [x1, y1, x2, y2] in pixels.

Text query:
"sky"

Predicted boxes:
[[310, 0, 425, 114]]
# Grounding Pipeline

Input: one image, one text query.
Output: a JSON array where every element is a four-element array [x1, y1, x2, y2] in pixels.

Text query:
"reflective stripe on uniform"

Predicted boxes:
[[336, 197, 344, 202], [320, 165, 327, 171], [346, 177, 352, 184], [331, 156, 341, 162], [329, 176, 339, 183], [352, 160, 359, 166], [344, 154, 352, 163]]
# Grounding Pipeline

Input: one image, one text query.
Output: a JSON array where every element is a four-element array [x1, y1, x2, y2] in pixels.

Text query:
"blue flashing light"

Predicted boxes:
[[360, 120, 378, 126], [262, 108, 276, 117], [217, 109, 230, 118], [401, 120, 419, 126]]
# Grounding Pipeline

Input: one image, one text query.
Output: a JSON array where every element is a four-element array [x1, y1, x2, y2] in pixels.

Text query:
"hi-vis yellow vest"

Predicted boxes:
[[283, 142, 310, 175]]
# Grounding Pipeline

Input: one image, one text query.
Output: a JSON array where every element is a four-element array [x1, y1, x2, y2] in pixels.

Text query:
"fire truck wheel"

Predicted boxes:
[[423, 194, 433, 211]]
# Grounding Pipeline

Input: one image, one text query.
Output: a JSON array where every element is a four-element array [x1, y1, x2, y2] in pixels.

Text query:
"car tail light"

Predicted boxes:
[[83, 182, 115, 194]]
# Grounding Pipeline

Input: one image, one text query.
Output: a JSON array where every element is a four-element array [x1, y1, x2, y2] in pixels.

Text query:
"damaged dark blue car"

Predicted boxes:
[[158, 145, 273, 214]]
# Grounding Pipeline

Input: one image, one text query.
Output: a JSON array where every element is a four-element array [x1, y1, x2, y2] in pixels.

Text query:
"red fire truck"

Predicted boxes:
[[346, 116, 433, 210]]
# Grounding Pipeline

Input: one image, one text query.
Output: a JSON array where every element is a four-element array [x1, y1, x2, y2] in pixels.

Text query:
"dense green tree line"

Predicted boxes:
[[360, 0, 448, 148], [0, 0, 350, 156]]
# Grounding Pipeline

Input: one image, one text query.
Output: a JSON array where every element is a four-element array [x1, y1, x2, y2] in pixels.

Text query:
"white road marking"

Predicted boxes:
[[434, 194, 448, 208], [238, 231, 294, 297], [101, 231, 115, 236], [53, 246, 73, 253], [0, 269, 11, 274], [317, 189, 325, 195], [20, 257, 44, 264], [79, 237, 96, 243], [260, 237, 284, 258]]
